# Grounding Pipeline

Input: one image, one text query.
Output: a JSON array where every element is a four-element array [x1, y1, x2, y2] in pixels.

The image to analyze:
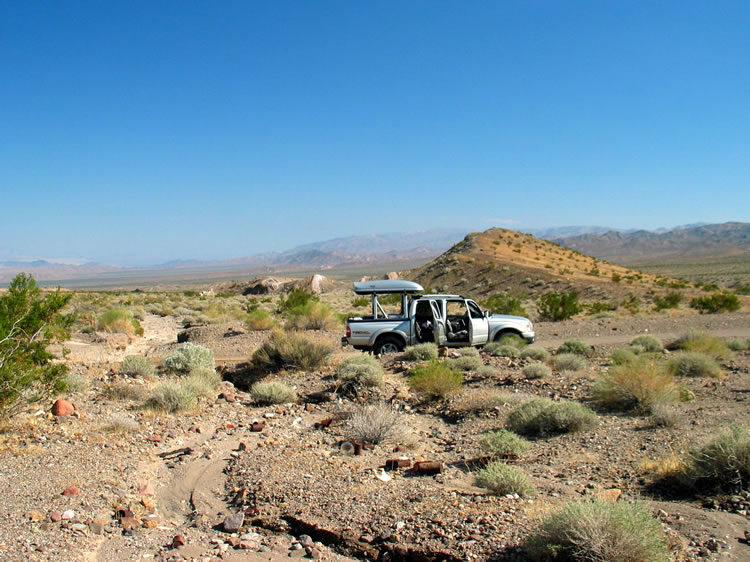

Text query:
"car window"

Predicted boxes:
[[468, 301, 484, 319], [446, 300, 467, 317]]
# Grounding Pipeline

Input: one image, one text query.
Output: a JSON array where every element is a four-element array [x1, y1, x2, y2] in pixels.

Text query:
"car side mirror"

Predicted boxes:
[[484, 310, 491, 318]]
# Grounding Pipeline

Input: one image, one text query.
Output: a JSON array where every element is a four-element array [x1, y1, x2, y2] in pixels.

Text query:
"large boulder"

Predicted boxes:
[[242, 277, 282, 295]]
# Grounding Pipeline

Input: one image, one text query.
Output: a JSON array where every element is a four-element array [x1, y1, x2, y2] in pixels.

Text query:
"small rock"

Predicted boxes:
[[61, 509, 76, 521], [50, 511, 62, 522], [298, 535, 314, 549], [51, 399, 75, 417], [239, 541, 257, 550], [141, 497, 155, 510], [89, 522, 105, 535], [142, 519, 158, 529], [171, 535, 186, 548], [227, 537, 241, 548], [27, 511, 44, 522], [120, 517, 140, 531], [189, 425, 202, 433], [223, 511, 245, 532], [138, 483, 155, 496], [62, 485, 80, 497]]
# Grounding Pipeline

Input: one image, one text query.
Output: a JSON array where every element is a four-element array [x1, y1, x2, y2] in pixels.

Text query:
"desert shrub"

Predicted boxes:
[[182, 367, 221, 398], [457, 346, 481, 357], [120, 355, 155, 377], [451, 389, 516, 414], [482, 292, 528, 317], [728, 339, 749, 351], [103, 381, 148, 401], [163, 343, 215, 375], [610, 348, 638, 365], [0, 275, 75, 416], [448, 355, 484, 372], [277, 288, 317, 313], [520, 347, 550, 361], [97, 308, 143, 336], [286, 301, 340, 330], [670, 330, 731, 360], [666, 352, 721, 378], [679, 426, 750, 493], [475, 462, 535, 497], [250, 381, 297, 405], [585, 301, 615, 315], [496, 333, 527, 348], [102, 413, 139, 434], [484, 342, 520, 358], [537, 290, 581, 321], [476, 365, 498, 377], [628, 344, 645, 355], [64, 373, 88, 394], [506, 398, 598, 436], [245, 309, 277, 331], [649, 403, 682, 428], [653, 291, 683, 311], [403, 343, 439, 361], [337, 354, 383, 390], [345, 402, 405, 445], [252, 330, 332, 371], [480, 429, 531, 459], [351, 296, 370, 308], [556, 338, 592, 357], [553, 353, 588, 372], [593, 359, 677, 413], [690, 292, 741, 314], [409, 360, 463, 399], [525, 500, 670, 562], [630, 335, 663, 352], [144, 381, 196, 413], [523, 363, 551, 379]]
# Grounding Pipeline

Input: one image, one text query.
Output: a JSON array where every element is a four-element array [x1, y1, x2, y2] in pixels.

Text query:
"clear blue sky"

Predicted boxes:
[[2, 1, 748, 265]]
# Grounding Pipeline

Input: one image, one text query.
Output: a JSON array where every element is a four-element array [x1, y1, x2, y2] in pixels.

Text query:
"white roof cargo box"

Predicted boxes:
[[353, 280, 424, 295]]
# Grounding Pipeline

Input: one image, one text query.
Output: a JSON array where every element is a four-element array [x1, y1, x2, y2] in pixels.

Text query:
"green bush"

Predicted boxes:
[[250, 381, 297, 405], [457, 346, 481, 357], [252, 330, 333, 371], [630, 334, 663, 352], [556, 338, 592, 357], [482, 293, 528, 317], [351, 296, 370, 308], [0, 273, 73, 416], [245, 309, 277, 331], [667, 352, 721, 378], [448, 355, 484, 372], [286, 301, 340, 330], [609, 348, 638, 365], [679, 426, 750, 493], [337, 354, 383, 390], [182, 367, 221, 398], [690, 292, 741, 314], [670, 330, 732, 360], [277, 288, 317, 313], [120, 355, 155, 377], [553, 353, 588, 372], [480, 429, 531, 459], [144, 381, 196, 413], [593, 359, 676, 413], [97, 308, 143, 336], [653, 291, 683, 311], [526, 500, 670, 562], [403, 343, 439, 361], [475, 462, 535, 496], [409, 360, 463, 399], [484, 342, 520, 358], [506, 398, 598, 436], [520, 346, 550, 361], [537, 291, 581, 321], [728, 339, 749, 351], [163, 343, 216, 375], [523, 363, 551, 379]]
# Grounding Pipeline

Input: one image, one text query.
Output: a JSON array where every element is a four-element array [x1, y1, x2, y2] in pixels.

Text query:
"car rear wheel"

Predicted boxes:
[[374, 336, 404, 355]]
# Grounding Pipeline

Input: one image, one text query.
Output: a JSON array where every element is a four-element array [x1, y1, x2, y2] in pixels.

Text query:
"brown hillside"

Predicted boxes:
[[409, 228, 689, 305]]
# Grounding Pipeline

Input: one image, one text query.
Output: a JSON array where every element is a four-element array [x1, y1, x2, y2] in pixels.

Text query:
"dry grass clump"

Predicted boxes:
[[403, 343, 439, 361], [484, 342, 520, 358], [409, 360, 463, 399], [97, 308, 143, 336], [448, 355, 484, 372], [144, 381, 196, 413], [450, 389, 517, 415], [286, 301, 340, 330], [609, 348, 638, 365], [102, 414, 139, 434], [506, 398, 599, 436], [64, 374, 88, 394], [119, 355, 155, 377], [679, 425, 750, 493], [345, 402, 405, 445], [520, 347, 550, 361], [182, 367, 221, 398], [457, 346, 481, 357], [630, 334, 663, 352], [245, 309, 277, 331], [669, 330, 732, 360], [553, 353, 588, 372], [556, 338, 592, 357], [475, 462, 535, 496], [163, 343, 216, 375], [250, 381, 297, 405], [103, 381, 148, 402], [253, 330, 332, 371], [727, 339, 750, 351], [666, 352, 721, 378], [648, 403, 682, 428], [337, 354, 383, 391], [523, 363, 551, 380], [593, 359, 677, 413], [480, 429, 531, 459], [525, 500, 670, 562]]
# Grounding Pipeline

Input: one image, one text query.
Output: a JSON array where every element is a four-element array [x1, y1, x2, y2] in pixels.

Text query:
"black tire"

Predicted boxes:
[[373, 335, 405, 355], [494, 330, 523, 344]]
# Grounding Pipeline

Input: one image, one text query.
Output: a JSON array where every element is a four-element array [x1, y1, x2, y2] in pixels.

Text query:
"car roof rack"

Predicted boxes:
[[352, 280, 424, 295]]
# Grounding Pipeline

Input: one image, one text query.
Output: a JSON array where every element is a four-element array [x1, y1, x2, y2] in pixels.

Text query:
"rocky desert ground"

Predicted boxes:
[[2, 287, 750, 562]]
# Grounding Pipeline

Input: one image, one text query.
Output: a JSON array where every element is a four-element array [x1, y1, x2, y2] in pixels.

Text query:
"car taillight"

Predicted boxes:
[[346, 326, 351, 338]]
